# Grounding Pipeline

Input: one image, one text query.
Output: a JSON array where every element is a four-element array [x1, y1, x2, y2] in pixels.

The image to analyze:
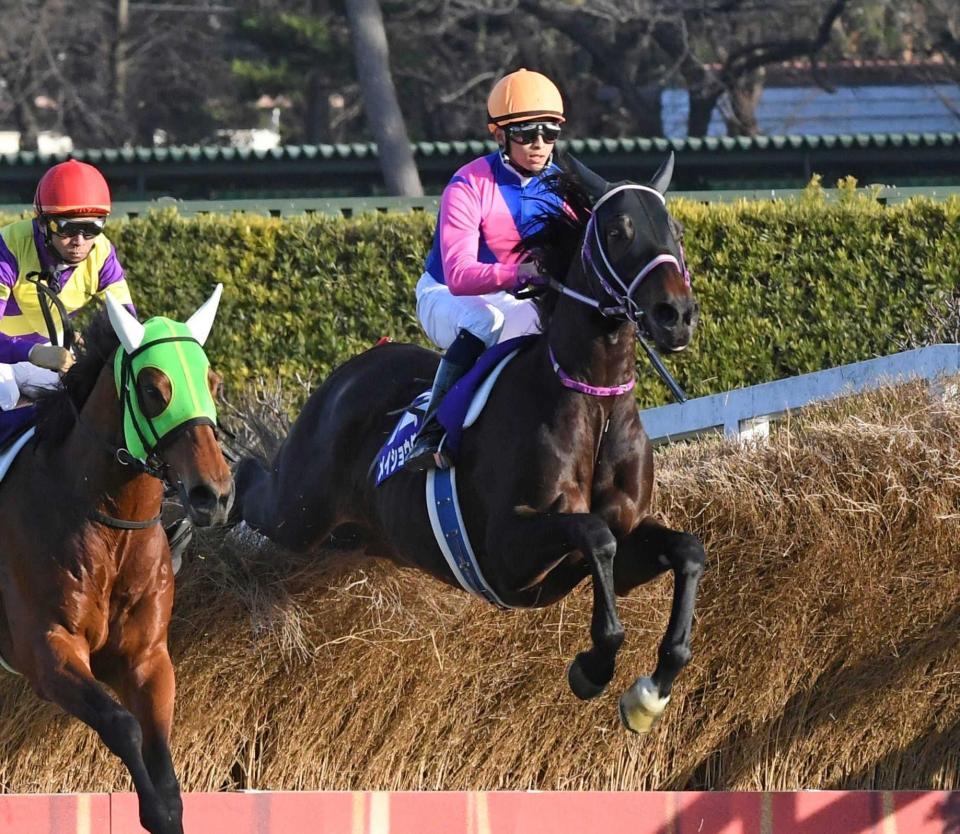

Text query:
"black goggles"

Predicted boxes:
[[46, 217, 106, 239], [506, 122, 562, 145]]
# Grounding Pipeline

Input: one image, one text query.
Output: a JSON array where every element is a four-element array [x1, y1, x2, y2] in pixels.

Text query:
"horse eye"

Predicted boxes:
[[145, 385, 162, 399]]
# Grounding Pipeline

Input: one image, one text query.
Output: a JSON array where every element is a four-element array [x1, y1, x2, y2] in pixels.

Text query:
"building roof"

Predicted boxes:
[[0, 131, 957, 169], [1, 131, 958, 201]]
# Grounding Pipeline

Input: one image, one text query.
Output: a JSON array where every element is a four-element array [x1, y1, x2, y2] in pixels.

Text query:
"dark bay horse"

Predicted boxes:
[[234, 156, 705, 732], [0, 289, 233, 834]]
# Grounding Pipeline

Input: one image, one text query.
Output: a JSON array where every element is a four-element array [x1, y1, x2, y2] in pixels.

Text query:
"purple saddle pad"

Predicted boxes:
[[0, 406, 37, 451], [373, 335, 537, 485], [436, 335, 536, 458]]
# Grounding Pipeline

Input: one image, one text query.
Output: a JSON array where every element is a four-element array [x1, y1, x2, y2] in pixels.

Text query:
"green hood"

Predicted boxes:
[[113, 317, 217, 462]]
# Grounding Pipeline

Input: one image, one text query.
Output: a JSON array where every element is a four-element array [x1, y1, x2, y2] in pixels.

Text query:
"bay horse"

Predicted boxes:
[[233, 155, 705, 732], [0, 288, 233, 834]]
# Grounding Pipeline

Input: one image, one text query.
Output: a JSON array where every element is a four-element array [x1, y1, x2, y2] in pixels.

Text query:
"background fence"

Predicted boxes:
[[2, 132, 959, 202], [640, 344, 960, 443]]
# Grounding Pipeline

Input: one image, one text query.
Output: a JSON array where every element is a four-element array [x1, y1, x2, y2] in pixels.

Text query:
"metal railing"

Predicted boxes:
[[639, 344, 960, 444]]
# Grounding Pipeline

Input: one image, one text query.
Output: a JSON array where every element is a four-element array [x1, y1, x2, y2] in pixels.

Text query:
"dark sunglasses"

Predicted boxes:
[[506, 122, 562, 145], [47, 217, 105, 239]]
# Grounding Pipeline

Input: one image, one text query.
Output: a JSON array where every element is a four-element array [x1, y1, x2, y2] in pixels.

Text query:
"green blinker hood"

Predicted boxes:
[[113, 317, 217, 462]]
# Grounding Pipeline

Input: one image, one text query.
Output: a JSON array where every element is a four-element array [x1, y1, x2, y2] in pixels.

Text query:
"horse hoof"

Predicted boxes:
[[567, 658, 605, 701], [619, 676, 670, 734]]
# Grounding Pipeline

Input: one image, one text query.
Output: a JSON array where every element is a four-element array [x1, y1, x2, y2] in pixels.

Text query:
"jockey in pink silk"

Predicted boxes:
[[405, 68, 566, 471]]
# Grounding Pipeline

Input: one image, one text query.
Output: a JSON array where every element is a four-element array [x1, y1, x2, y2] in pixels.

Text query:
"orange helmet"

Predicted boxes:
[[34, 159, 111, 217], [487, 69, 565, 133]]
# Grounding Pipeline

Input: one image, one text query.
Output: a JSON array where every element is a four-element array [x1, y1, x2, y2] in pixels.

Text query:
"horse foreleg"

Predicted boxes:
[[612, 516, 706, 734], [234, 455, 336, 552], [115, 646, 183, 827], [493, 512, 624, 700], [34, 630, 182, 834]]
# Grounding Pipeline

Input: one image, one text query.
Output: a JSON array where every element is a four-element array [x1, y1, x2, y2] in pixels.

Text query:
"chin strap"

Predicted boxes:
[[499, 146, 552, 179]]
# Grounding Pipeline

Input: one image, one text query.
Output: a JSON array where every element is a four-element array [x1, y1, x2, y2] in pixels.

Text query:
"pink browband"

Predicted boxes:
[[549, 345, 635, 397]]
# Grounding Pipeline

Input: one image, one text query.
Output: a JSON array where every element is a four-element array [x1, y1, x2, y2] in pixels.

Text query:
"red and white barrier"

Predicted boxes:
[[1, 790, 956, 834]]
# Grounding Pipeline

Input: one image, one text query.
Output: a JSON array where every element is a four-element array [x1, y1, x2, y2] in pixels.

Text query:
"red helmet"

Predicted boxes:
[[34, 159, 111, 217]]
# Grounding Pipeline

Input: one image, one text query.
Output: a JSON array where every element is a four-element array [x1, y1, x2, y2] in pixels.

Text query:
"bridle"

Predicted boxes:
[[551, 184, 690, 322], [545, 184, 691, 402], [65, 335, 217, 530]]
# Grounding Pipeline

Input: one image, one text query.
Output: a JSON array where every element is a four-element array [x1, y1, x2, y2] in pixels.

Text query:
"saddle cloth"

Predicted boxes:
[[373, 335, 535, 486], [0, 408, 36, 485], [0, 405, 37, 452]]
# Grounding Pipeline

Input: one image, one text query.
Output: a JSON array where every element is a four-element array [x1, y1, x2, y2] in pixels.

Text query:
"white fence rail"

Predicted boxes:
[[640, 344, 960, 444]]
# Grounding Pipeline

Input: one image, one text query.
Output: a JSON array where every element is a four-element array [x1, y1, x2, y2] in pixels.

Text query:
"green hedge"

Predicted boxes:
[[4, 186, 959, 408]]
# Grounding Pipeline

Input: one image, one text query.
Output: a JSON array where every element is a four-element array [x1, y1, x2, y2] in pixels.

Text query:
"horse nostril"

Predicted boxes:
[[653, 302, 679, 329], [187, 484, 219, 514], [684, 300, 700, 326]]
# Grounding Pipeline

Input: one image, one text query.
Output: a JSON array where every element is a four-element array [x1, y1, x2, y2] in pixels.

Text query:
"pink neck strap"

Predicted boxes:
[[548, 345, 636, 397]]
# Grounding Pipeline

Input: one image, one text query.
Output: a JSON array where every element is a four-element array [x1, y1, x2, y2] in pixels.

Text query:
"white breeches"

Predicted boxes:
[[415, 272, 541, 350], [0, 356, 60, 411]]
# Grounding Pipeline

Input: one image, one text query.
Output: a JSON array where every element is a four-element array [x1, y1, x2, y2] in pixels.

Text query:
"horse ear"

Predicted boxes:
[[563, 153, 610, 201], [185, 283, 223, 346], [649, 152, 675, 195], [105, 292, 145, 354]]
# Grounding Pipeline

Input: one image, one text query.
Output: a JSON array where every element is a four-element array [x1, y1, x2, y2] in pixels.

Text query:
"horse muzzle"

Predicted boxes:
[[180, 478, 235, 527], [647, 296, 700, 352]]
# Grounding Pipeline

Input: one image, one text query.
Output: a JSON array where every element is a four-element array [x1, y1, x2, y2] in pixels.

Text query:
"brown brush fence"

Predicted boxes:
[[0, 381, 957, 792]]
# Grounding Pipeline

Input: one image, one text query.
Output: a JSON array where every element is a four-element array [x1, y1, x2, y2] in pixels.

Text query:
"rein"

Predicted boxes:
[[25, 269, 75, 350], [67, 393, 168, 479], [63, 395, 165, 529]]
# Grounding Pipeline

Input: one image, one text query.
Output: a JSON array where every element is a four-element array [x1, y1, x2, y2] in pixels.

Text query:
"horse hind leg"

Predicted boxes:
[[614, 517, 706, 733]]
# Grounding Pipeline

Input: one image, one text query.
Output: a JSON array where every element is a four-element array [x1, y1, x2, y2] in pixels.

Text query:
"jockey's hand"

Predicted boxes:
[[515, 261, 549, 291], [29, 344, 75, 373]]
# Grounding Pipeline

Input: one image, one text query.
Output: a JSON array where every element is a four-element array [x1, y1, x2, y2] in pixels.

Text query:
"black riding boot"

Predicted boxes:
[[404, 329, 485, 472]]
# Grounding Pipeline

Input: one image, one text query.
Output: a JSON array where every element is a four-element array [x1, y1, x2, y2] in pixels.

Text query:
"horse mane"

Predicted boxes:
[[34, 311, 120, 445], [517, 171, 594, 326]]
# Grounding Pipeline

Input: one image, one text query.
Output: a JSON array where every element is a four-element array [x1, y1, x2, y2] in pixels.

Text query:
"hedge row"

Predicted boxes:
[[4, 186, 959, 408]]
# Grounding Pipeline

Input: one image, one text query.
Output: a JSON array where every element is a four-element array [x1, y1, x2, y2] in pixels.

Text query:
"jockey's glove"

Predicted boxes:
[[29, 344, 75, 373], [515, 261, 549, 290]]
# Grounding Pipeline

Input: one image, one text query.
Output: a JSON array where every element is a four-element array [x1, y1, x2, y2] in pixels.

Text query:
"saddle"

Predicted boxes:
[[373, 335, 536, 485]]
